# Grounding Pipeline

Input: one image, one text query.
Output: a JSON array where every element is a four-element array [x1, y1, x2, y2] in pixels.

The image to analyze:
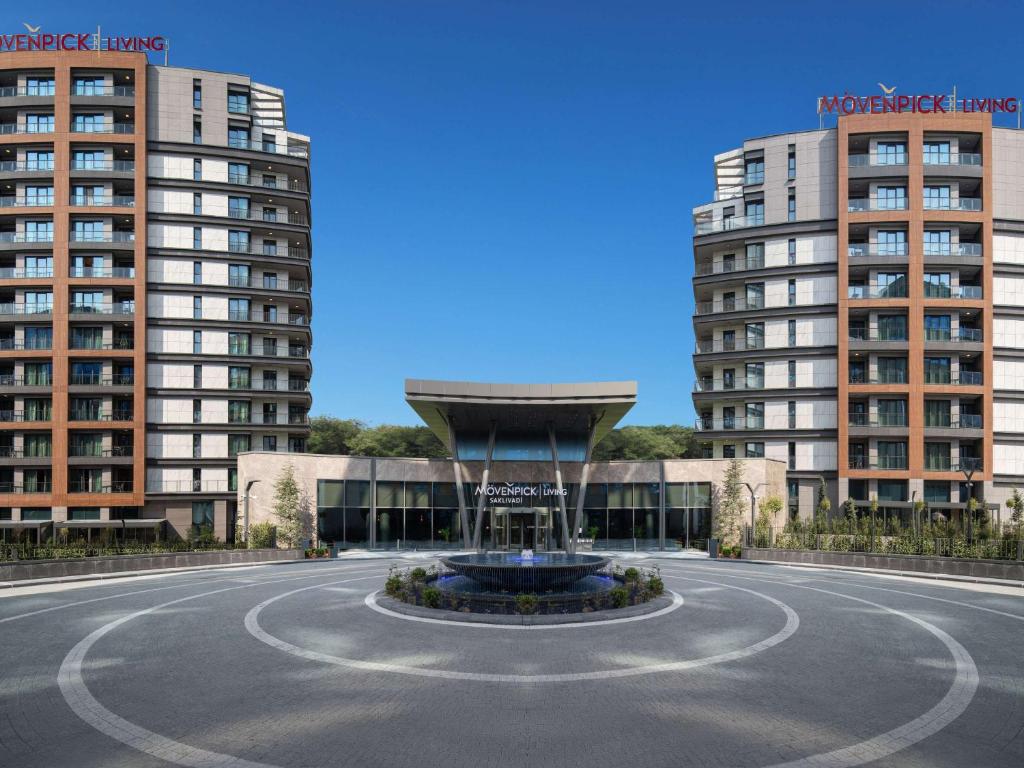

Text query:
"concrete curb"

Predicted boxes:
[[736, 557, 1024, 589], [0, 557, 309, 590]]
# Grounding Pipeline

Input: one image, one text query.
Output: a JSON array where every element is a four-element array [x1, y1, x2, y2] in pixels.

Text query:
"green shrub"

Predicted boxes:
[[623, 567, 640, 583], [384, 567, 403, 597], [248, 522, 276, 549], [410, 567, 427, 581], [646, 575, 664, 596], [515, 594, 538, 615], [422, 587, 441, 608], [609, 586, 629, 608]]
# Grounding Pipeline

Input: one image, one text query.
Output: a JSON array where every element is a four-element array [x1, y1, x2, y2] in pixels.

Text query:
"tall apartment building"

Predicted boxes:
[[692, 106, 1023, 521], [0, 49, 312, 541]]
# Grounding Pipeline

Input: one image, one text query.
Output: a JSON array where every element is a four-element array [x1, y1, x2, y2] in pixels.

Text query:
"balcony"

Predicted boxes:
[[849, 372, 908, 385], [69, 196, 135, 208], [0, 267, 53, 279], [0, 303, 52, 317], [69, 409, 134, 422], [69, 374, 135, 386], [226, 173, 308, 193], [694, 214, 765, 235], [146, 480, 232, 494], [923, 285, 982, 299], [848, 328, 908, 342], [848, 413, 908, 427], [0, 410, 51, 423], [69, 340, 134, 351], [68, 481, 134, 494], [848, 243, 908, 258], [694, 377, 767, 393], [0, 448, 51, 459], [0, 196, 53, 208], [848, 457, 908, 470], [70, 160, 135, 173], [925, 415, 983, 430], [70, 85, 135, 97], [70, 122, 134, 135], [694, 254, 765, 276], [228, 379, 310, 392], [848, 197, 909, 212], [694, 296, 765, 315], [923, 198, 982, 212], [924, 153, 982, 166], [220, 209, 308, 226], [69, 445, 133, 458], [0, 161, 55, 173], [0, 233, 54, 244], [69, 232, 135, 244], [226, 276, 309, 293], [69, 302, 135, 317], [0, 124, 54, 135], [848, 285, 908, 300], [924, 328, 983, 343], [924, 371, 983, 386], [695, 416, 768, 432], [223, 243, 309, 259], [0, 340, 52, 351], [695, 338, 766, 354], [70, 267, 135, 279], [0, 482, 52, 494], [848, 153, 908, 167], [0, 86, 55, 98], [923, 243, 982, 257], [0, 375, 52, 387], [225, 138, 310, 159], [223, 310, 309, 326]]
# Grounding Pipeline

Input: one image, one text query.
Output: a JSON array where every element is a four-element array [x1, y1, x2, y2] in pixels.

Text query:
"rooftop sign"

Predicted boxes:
[[818, 84, 1018, 116], [0, 23, 165, 53]]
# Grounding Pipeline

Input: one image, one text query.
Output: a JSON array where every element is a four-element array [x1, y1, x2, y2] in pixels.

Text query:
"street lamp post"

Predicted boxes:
[[960, 460, 977, 541], [242, 479, 260, 545], [743, 482, 758, 545]]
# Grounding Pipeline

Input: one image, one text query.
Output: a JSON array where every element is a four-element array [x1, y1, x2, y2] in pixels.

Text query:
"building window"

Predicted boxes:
[[229, 162, 249, 184], [229, 435, 252, 456], [228, 91, 250, 114], [788, 360, 796, 388], [193, 226, 202, 250], [788, 401, 796, 430], [228, 126, 250, 149], [788, 319, 797, 347], [26, 113, 55, 133], [193, 80, 202, 110], [193, 119, 202, 145], [193, 399, 202, 424], [28, 77, 56, 96], [193, 297, 202, 321], [924, 141, 951, 165], [193, 193, 202, 216], [263, 272, 278, 290], [192, 433, 203, 459], [229, 332, 250, 355], [745, 442, 764, 459], [788, 480, 799, 520], [744, 157, 764, 185], [193, 364, 202, 388], [228, 230, 250, 253], [745, 200, 764, 226], [745, 402, 764, 429], [192, 468, 202, 492], [193, 330, 202, 354], [787, 144, 796, 179], [787, 190, 796, 222], [723, 444, 736, 459], [228, 468, 238, 493], [193, 261, 202, 285], [876, 141, 907, 165], [193, 158, 202, 181], [788, 441, 796, 470], [788, 238, 796, 265], [192, 501, 214, 533], [788, 278, 796, 306]]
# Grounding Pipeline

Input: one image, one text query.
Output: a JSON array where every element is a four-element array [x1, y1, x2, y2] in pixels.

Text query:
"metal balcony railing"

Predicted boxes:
[[70, 266, 135, 279], [0, 233, 54, 243], [923, 243, 983, 257], [0, 340, 53, 351], [0, 410, 51, 422], [226, 173, 308, 193], [848, 457, 908, 470], [70, 123, 134, 134], [0, 483, 52, 493], [0, 375, 52, 387], [848, 153, 908, 167], [923, 197, 982, 211], [0, 448, 52, 459], [848, 413, 908, 427], [71, 85, 135, 97], [693, 378, 767, 393], [694, 296, 765, 315], [70, 160, 135, 172], [69, 232, 135, 244], [0, 304, 52, 316], [848, 285, 908, 299], [848, 243, 909, 257], [69, 446, 133, 458], [0, 196, 54, 207], [0, 268, 53, 279], [848, 197, 909, 212], [69, 374, 135, 386], [68, 409, 134, 422], [68, 481, 134, 493], [69, 195, 135, 207], [694, 255, 765, 276]]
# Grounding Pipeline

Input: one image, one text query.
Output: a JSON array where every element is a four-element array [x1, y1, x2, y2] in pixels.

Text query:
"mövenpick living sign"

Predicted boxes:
[[819, 84, 1018, 115], [0, 23, 165, 53]]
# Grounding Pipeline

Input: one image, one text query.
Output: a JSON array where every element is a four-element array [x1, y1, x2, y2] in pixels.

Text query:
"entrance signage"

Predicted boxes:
[[475, 483, 567, 506], [1, 24, 165, 53], [819, 86, 1018, 116]]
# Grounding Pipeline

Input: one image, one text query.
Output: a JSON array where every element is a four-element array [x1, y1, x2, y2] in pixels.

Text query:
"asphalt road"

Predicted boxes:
[[0, 556, 1022, 768]]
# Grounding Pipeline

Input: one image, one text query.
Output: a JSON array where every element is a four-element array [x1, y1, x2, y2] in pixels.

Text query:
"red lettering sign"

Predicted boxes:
[[820, 91, 1017, 115]]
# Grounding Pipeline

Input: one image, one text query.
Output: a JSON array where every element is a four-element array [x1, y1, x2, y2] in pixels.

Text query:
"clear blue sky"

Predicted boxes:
[[24, 0, 1024, 425]]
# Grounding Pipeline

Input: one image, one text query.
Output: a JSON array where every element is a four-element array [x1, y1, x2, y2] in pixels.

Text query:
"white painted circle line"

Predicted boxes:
[[363, 588, 684, 629], [244, 575, 798, 681], [57, 567, 388, 768]]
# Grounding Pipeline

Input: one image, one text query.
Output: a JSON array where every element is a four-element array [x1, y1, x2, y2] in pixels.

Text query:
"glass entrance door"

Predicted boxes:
[[491, 508, 548, 551]]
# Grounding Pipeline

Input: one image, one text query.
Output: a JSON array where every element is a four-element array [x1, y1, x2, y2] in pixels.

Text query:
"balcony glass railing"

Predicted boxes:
[[0, 375, 52, 387], [848, 197, 909, 212], [225, 172, 309, 193], [0, 267, 53, 279], [693, 213, 765, 235], [69, 231, 135, 244], [69, 266, 135, 279], [849, 371, 909, 384], [225, 137, 310, 158], [69, 195, 135, 207], [694, 337, 767, 354], [848, 243, 908, 257], [69, 302, 135, 315], [923, 197, 982, 211], [71, 85, 135, 97], [694, 296, 766, 315], [848, 413, 908, 427], [923, 284, 982, 299], [924, 153, 981, 166], [0, 86, 56, 97], [693, 378, 767, 393], [0, 232, 54, 243], [0, 303, 53, 315], [694, 255, 765, 276], [0, 196, 54, 207], [848, 456, 908, 470], [70, 160, 135, 172], [743, 171, 764, 185], [0, 161, 55, 172], [70, 123, 134, 134], [847, 285, 908, 299], [848, 153, 908, 167], [923, 242, 982, 257], [0, 123, 54, 135], [848, 328, 909, 342]]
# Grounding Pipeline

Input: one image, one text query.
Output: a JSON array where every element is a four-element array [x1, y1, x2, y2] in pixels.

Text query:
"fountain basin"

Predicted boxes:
[[441, 552, 610, 593]]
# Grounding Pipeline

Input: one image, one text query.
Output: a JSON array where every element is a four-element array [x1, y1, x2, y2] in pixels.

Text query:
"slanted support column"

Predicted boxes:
[[447, 417, 471, 549], [547, 422, 571, 551], [570, 417, 599, 554], [472, 421, 497, 551]]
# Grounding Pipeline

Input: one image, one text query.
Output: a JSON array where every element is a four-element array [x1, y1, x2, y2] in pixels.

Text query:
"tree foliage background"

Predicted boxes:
[[308, 416, 698, 461]]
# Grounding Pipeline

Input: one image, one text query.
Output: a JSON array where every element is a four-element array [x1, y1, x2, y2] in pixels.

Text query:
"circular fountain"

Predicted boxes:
[[441, 552, 610, 592]]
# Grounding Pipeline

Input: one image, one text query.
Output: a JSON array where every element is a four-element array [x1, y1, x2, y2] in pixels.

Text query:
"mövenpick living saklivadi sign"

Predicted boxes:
[[475, 483, 568, 506], [819, 84, 1018, 115], [0, 23, 165, 53]]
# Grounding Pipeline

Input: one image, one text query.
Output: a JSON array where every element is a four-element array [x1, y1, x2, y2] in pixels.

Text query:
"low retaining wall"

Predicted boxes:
[[743, 547, 1024, 582], [0, 548, 303, 583]]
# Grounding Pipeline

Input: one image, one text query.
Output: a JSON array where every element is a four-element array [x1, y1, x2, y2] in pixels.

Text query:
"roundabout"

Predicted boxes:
[[0, 556, 1022, 767]]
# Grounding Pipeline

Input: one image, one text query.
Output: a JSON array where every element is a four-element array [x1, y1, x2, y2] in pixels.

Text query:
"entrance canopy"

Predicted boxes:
[[405, 379, 637, 457]]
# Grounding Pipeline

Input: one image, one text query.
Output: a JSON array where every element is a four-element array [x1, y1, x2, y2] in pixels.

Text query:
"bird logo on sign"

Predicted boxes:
[[878, 83, 896, 95], [23, 22, 41, 33]]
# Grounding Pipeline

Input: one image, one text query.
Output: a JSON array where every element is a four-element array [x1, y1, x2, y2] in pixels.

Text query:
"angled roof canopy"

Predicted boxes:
[[404, 379, 638, 453]]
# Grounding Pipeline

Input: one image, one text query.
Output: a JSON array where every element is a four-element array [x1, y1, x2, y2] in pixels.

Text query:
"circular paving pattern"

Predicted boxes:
[[1, 557, 1022, 767]]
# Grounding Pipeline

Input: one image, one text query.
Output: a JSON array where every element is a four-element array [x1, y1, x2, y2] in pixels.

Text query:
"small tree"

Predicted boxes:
[[843, 497, 857, 533], [755, 495, 783, 546], [813, 477, 831, 532], [1006, 489, 1023, 535], [714, 458, 745, 547], [272, 464, 305, 547]]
